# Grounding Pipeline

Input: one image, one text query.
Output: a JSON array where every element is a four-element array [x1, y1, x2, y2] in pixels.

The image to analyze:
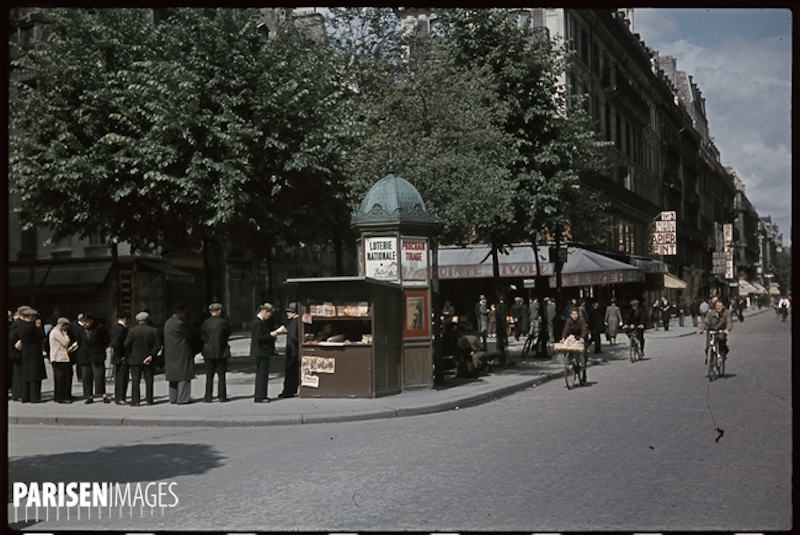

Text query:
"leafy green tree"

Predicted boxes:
[[775, 249, 791, 294]]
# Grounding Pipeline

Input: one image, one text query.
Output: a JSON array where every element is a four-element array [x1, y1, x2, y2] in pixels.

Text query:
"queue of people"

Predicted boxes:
[[7, 301, 301, 405]]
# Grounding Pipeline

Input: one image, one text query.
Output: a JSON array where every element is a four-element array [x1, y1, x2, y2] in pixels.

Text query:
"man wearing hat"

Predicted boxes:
[[278, 302, 300, 399], [201, 303, 232, 403], [110, 310, 130, 405], [622, 299, 647, 359], [163, 303, 199, 405], [251, 303, 286, 402], [125, 311, 162, 406], [11, 307, 46, 403]]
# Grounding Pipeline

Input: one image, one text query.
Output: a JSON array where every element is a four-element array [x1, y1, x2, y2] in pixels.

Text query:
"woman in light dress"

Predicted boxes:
[[603, 297, 622, 345]]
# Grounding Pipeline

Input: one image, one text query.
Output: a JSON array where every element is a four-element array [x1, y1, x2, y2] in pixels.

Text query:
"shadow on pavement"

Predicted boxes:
[[8, 443, 226, 496]]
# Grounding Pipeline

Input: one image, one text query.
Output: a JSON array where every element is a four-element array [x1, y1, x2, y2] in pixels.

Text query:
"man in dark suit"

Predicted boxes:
[[278, 302, 299, 399], [110, 310, 129, 405], [164, 303, 198, 405], [125, 311, 162, 406], [201, 302, 232, 403], [251, 303, 285, 403], [11, 307, 46, 403], [82, 313, 111, 404]]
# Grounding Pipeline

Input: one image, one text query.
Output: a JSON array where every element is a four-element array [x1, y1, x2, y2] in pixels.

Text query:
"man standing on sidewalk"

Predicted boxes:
[[125, 311, 161, 406], [202, 303, 231, 403], [251, 303, 285, 403], [278, 302, 299, 399], [110, 310, 129, 405], [164, 303, 199, 405]]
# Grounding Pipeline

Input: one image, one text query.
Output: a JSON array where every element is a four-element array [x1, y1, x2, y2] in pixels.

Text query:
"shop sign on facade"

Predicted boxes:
[[649, 211, 677, 256], [723, 223, 734, 279]]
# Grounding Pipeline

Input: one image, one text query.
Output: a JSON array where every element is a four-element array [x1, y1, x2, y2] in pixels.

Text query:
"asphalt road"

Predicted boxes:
[[7, 311, 791, 531]]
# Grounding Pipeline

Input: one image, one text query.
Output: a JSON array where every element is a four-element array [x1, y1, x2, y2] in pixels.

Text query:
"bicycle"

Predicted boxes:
[[555, 342, 586, 390], [624, 325, 643, 362], [706, 329, 725, 381]]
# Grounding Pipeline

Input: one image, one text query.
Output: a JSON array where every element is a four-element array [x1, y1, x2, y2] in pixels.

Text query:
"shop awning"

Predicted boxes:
[[8, 262, 111, 291], [750, 281, 768, 295], [768, 283, 782, 296], [663, 272, 688, 289], [629, 256, 669, 273], [138, 260, 194, 283], [737, 279, 759, 296], [437, 244, 644, 287]]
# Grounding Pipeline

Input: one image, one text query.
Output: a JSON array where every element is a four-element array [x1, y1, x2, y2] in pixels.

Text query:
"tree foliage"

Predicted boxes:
[[10, 7, 351, 258]]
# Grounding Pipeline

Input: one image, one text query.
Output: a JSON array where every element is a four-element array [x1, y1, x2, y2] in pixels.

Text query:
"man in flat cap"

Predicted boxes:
[[278, 302, 300, 399], [125, 311, 162, 406], [251, 303, 286, 403], [163, 303, 199, 405], [201, 303, 231, 403]]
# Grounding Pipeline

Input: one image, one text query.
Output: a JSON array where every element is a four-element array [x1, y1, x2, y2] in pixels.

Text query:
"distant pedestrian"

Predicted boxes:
[[110, 310, 129, 405], [699, 298, 710, 324], [528, 297, 540, 341], [690, 297, 701, 328], [48, 317, 74, 403], [201, 303, 232, 403], [125, 312, 161, 406], [660, 297, 671, 331], [8, 307, 25, 401], [544, 297, 556, 343], [603, 297, 622, 345], [251, 303, 285, 403], [81, 313, 111, 404], [487, 304, 496, 338], [511, 297, 524, 341], [278, 302, 300, 399], [163, 303, 199, 405], [651, 300, 661, 330], [455, 332, 487, 378], [588, 301, 604, 354]]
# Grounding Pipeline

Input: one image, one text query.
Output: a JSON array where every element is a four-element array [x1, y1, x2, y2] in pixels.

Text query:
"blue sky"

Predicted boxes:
[[633, 8, 792, 247]]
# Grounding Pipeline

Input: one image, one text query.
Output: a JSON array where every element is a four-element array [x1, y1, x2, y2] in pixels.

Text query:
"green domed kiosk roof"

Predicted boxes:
[[352, 174, 436, 226]]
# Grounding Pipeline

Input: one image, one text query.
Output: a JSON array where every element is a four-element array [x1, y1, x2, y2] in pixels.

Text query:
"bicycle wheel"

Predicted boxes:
[[629, 339, 636, 362], [718, 352, 725, 378], [634, 339, 643, 361], [707, 347, 718, 381], [564, 354, 577, 389]]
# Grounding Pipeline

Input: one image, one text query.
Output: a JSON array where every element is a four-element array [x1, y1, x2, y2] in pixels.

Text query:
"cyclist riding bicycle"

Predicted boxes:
[[622, 299, 646, 358], [560, 308, 588, 344], [697, 298, 732, 362]]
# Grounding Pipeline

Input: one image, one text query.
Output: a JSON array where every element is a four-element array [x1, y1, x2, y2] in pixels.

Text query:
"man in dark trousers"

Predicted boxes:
[[110, 310, 129, 405], [11, 307, 46, 403], [8, 307, 26, 401], [251, 303, 285, 403], [455, 330, 487, 378], [125, 311, 161, 406], [201, 302, 232, 403], [278, 302, 300, 399], [164, 303, 198, 405], [588, 301, 604, 354], [82, 313, 111, 404]]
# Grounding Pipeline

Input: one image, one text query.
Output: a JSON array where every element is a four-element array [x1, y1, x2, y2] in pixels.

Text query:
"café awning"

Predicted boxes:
[[663, 272, 688, 289], [737, 279, 760, 296], [437, 244, 644, 287]]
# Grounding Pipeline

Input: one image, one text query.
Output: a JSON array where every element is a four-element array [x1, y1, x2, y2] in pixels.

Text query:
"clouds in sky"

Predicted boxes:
[[633, 8, 792, 246]]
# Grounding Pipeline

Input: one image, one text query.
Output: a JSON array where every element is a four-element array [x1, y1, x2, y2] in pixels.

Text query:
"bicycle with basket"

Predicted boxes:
[[554, 337, 586, 390]]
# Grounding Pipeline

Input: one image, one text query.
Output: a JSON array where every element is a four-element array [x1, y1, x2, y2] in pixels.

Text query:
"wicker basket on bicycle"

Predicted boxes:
[[553, 342, 585, 353]]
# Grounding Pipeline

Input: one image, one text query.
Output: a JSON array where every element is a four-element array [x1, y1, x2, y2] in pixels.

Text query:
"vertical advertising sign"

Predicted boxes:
[[364, 236, 398, 280], [723, 223, 734, 279], [648, 211, 677, 256], [400, 237, 428, 285]]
